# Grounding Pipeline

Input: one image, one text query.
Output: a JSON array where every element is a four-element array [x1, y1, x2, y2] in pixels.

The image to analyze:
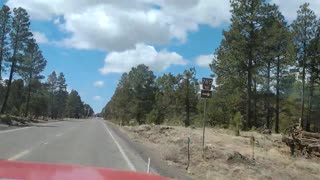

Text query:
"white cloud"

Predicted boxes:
[[7, 0, 320, 52], [195, 54, 214, 67], [53, 17, 61, 25], [271, 0, 320, 21], [99, 43, 186, 74], [33, 31, 49, 44], [93, 80, 104, 87], [6, 0, 231, 51], [93, 96, 103, 101], [66, 87, 71, 93]]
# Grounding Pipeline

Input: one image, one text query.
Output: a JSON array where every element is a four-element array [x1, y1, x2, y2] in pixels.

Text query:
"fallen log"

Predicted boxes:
[[282, 124, 320, 158], [302, 131, 320, 139]]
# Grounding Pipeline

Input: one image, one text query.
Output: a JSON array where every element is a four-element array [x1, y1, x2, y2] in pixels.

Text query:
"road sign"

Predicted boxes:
[[202, 78, 213, 91], [200, 89, 212, 98]]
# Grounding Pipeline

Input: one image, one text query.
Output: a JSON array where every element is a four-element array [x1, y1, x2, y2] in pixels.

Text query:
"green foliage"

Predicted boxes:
[[0, 5, 11, 80], [103, 65, 199, 127], [1, 7, 32, 114], [101, 1, 320, 133], [231, 112, 242, 136], [0, 5, 93, 119], [65, 90, 82, 119]]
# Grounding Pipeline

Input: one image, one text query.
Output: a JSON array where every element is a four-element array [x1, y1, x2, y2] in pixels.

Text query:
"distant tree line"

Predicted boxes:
[[0, 5, 93, 119], [103, 64, 198, 126], [103, 1, 320, 133]]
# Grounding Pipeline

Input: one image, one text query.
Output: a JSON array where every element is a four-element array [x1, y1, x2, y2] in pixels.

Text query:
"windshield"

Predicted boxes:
[[0, 1, 320, 180]]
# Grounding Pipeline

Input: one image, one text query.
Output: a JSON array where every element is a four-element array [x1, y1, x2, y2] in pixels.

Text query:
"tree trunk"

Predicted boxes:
[[253, 76, 257, 128], [0, 60, 15, 114], [275, 56, 280, 133], [301, 43, 306, 128], [306, 80, 314, 132], [247, 59, 252, 129], [266, 61, 271, 129], [24, 74, 32, 117]]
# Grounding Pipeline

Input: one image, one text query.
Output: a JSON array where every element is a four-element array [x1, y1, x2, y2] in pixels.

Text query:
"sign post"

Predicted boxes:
[[201, 78, 213, 158]]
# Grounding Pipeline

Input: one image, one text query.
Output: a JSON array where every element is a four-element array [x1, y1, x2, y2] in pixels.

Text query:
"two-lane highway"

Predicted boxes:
[[0, 119, 147, 172]]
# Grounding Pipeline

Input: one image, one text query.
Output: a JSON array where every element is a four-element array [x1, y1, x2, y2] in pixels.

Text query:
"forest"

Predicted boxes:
[[0, 5, 94, 120], [103, 1, 320, 133]]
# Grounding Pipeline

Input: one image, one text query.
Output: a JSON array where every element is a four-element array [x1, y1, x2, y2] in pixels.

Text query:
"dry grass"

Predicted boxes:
[[122, 125, 320, 180]]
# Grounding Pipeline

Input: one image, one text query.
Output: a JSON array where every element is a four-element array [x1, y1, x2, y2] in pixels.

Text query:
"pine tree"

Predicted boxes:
[[47, 71, 58, 119], [65, 90, 82, 118], [1, 7, 31, 114], [292, 3, 317, 130], [19, 38, 46, 117], [259, 4, 292, 132], [56, 72, 68, 118], [0, 5, 11, 80], [127, 64, 156, 124], [177, 68, 198, 127], [306, 21, 320, 131], [212, 0, 266, 129]]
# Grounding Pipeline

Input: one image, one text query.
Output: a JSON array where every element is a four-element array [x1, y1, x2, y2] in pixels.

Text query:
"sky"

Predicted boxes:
[[2, 0, 320, 113]]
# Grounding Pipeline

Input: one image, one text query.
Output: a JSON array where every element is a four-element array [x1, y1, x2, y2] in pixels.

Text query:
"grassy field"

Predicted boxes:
[[121, 125, 320, 180]]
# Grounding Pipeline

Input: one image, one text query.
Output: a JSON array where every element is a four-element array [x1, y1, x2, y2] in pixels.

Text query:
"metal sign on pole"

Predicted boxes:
[[200, 78, 213, 158], [201, 89, 212, 98]]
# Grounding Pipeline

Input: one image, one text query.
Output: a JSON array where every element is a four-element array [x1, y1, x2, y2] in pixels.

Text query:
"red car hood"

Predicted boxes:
[[0, 160, 169, 180]]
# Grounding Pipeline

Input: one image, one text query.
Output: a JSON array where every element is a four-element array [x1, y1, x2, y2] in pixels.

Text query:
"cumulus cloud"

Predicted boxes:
[[33, 31, 49, 44], [6, 0, 231, 51], [93, 80, 104, 87], [93, 96, 103, 101], [99, 43, 186, 74], [195, 54, 214, 67]]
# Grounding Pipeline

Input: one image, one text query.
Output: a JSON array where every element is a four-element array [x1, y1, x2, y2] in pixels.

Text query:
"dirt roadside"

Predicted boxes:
[[106, 122, 193, 180], [0, 115, 66, 131], [117, 124, 320, 180]]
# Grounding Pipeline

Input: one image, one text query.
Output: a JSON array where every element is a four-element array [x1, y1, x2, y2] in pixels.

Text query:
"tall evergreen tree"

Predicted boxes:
[[0, 5, 11, 80], [177, 68, 198, 127], [65, 90, 82, 118], [56, 72, 68, 118], [1, 7, 31, 114], [212, 0, 267, 129], [19, 38, 46, 117], [291, 3, 317, 130], [259, 4, 292, 132], [47, 71, 58, 119], [128, 64, 156, 124]]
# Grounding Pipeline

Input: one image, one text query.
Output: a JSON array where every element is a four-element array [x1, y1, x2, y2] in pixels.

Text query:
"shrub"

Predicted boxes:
[[231, 112, 242, 136]]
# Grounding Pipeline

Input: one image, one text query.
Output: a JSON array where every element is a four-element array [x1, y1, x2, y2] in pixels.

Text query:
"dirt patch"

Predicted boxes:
[[121, 125, 320, 180]]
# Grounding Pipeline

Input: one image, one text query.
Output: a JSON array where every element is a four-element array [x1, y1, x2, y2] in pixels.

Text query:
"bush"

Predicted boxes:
[[146, 109, 164, 125], [0, 115, 12, 125], [231, 112, 242, 136]]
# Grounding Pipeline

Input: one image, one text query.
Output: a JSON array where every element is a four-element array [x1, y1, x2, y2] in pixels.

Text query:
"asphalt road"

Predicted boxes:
[[0, 119, 149, 173]]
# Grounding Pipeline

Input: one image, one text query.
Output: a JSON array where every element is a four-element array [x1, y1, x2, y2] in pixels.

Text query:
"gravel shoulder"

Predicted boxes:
[[106, 121, 193, 180], [118, 124, 320, 180]]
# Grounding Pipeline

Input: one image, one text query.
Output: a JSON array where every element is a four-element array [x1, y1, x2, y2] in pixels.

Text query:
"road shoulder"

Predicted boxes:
[[105, 121, 192, 180]]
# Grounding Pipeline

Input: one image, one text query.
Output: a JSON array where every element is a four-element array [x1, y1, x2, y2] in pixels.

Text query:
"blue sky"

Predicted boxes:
[[3, 0, 320, 113]]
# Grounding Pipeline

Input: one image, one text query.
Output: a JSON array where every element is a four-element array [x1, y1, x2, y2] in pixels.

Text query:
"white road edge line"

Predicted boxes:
[[101, 121, 136, 171], [0, 126, 31, 134], [8, 150, 30, 161]]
